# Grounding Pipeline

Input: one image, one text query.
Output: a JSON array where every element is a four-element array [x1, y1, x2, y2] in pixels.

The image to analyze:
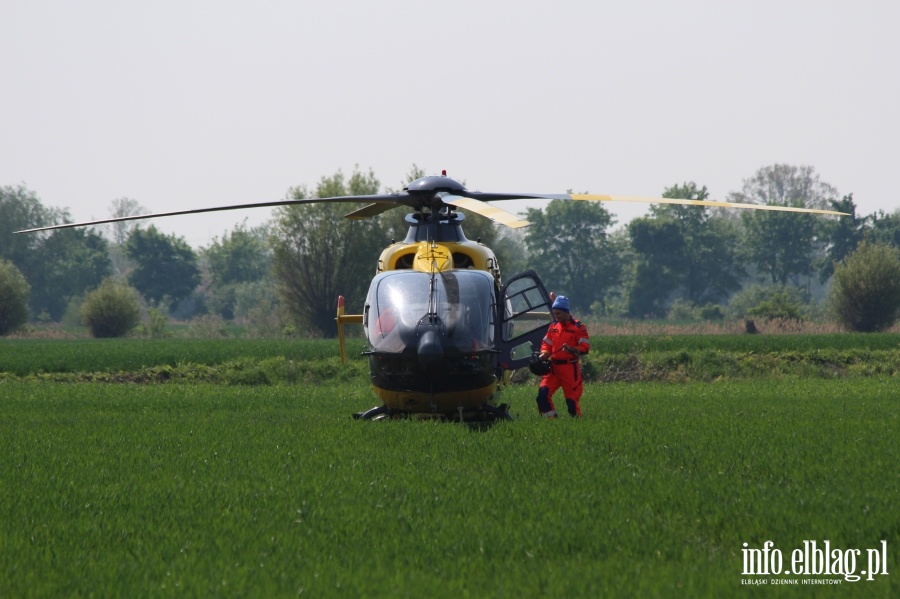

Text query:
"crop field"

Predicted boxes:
[[1, 337, 899, 597]]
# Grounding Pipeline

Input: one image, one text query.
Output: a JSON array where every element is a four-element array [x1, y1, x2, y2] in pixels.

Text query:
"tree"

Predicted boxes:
[[865, 209, 900, 249], [818, 194, 865, 282], [740, 206, 819, 286], [0, 184, 61, 271], [522, 199, 619, 313], [271, 167, 386, 337], [659, 183, 743, 303], [204, 222, 272, 319], [232, 279, 279, 332], [626, 183, 742, 317], [830, 242, 900, 332], [597, 228, 636, 316], [2, 185, 113, 320], [125, 225, 200, 308], [28, 228, 112, 321], [732, 164, 836, 286], [107, 197, 148, 246], [81, 278, 141, 338], [105, 197, 148, 277], [0, 259, 30, 335], [491, 227, 529, 278], [206, 221, 271, 286], [627, 218, 684, 317], [728, 164, 837, 210]]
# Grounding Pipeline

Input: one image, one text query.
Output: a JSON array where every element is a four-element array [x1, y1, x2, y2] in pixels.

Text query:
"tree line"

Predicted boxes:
[[2, 163, 900, 337]]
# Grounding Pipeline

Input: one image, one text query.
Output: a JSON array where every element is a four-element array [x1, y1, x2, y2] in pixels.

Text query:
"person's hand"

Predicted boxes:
[[562, 344, 578, 355]]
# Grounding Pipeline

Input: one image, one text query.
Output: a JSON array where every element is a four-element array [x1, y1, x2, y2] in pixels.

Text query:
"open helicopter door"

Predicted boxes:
[[496, 270, 554, 371]]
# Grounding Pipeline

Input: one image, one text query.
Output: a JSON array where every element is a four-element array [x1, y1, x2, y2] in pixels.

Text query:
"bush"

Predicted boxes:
[[81, 279, 141, 338], [188, 314, 230, 338], [666, 299, 727, 322], [746, 291, 804, 321], [234, 281, 283, 337], [728, 284, 809, 321], [697, 303, 726, 321], [830, 242, 900, 332], [145, 307, 170, 339], [61, 296, 85, 328], [666, 298, 697, 322], [0, 259, 30, 335]]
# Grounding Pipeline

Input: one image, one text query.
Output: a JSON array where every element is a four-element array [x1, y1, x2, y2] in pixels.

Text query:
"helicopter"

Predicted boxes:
[[17, 170, 849, 422]]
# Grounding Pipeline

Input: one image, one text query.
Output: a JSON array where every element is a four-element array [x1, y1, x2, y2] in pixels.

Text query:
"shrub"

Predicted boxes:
[[666, 299, 727, 322], [830, 242, 900, 332], [81, 279, 141, 338], [145, 307, 170, 339], [666, 298, 697, 322], [188, 314, 230, 339], [234, 280, 277, 320], [697, 303, 726, 321], [745, 291, 804, 321], [61, 296, 85, 328], [728, 284, 808, 320], [0, 259, 30, 335]]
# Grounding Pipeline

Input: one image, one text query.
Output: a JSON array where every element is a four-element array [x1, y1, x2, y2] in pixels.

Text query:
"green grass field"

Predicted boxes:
[[1, 337, 898, 597]]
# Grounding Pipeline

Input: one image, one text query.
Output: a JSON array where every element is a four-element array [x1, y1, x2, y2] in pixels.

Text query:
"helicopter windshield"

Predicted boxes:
[[366, 270, 495, 352]]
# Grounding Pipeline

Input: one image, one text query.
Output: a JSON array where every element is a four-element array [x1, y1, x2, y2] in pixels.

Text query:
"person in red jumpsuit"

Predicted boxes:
[[535, 295, 590, 418]]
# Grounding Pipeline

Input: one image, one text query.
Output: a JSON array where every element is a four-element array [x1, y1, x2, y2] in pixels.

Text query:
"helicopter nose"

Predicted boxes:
[[417, 328, 444, 367]]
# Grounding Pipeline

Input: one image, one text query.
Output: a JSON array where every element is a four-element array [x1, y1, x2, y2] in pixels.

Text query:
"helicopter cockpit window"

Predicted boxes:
[[365, 270, 495, 352]]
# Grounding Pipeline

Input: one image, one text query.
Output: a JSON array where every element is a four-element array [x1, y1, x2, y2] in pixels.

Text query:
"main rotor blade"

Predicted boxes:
[[14, 193, 408, 234], [343, 202, 403, 220], [567, 194, 849, 216], [442, 194, 530, 228], [15, 183, 849, 236], [462, 191, 849, 216]]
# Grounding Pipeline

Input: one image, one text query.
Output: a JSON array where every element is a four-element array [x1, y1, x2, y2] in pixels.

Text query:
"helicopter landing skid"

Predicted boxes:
[[352, 405, 391, 421], [352, 403, 513, 424], [476, 403, 513, 422]]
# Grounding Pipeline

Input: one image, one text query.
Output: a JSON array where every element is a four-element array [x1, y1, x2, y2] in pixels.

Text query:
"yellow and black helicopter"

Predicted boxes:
[[17, 171, 848, 422]]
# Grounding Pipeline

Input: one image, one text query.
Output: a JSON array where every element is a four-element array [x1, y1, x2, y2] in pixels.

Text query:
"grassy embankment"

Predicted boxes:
[[2, 333, 899, 383]]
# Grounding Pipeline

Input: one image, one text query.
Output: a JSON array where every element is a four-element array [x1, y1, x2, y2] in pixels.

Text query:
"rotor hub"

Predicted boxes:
[[405, 175, 466, 195]]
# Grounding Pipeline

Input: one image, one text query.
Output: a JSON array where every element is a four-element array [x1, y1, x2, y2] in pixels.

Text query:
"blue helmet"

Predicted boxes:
[[551, 295, 570, 312]]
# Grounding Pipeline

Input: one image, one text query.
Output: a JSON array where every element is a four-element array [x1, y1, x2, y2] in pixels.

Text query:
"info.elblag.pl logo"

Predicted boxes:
[[741, 540, 889, 585]]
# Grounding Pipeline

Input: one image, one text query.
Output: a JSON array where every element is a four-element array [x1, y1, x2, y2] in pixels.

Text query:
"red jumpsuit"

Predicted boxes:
[[536, 317, 590, 417]]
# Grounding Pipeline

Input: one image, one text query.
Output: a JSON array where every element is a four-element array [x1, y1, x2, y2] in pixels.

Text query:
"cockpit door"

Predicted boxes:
[[496, 270, 553, 370]]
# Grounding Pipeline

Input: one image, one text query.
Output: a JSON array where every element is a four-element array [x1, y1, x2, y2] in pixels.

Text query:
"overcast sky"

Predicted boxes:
[[3, 1, 899, 247]]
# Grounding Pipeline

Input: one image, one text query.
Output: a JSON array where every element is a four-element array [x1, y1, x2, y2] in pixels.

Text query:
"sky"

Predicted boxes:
[[3, 1, 899, 247]]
